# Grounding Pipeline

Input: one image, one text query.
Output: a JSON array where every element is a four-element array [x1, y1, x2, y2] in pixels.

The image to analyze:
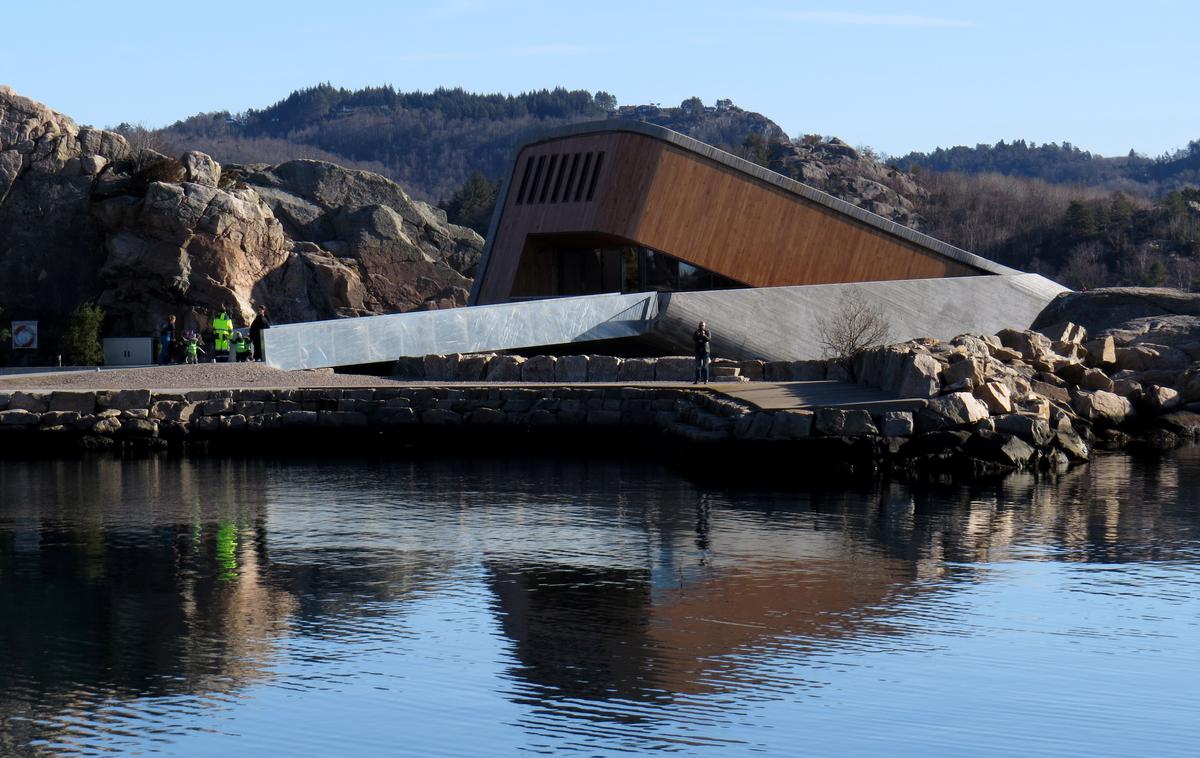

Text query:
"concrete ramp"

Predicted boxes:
[[263, 291, 658, 370], [263, 273, 1067, 371], [718, 380, 926, 413], [651, 274, 1067, 361]]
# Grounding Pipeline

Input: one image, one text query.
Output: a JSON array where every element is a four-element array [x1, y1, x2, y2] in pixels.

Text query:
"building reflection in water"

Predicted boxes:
[[1, 448, 1198, 753], [478, 448, 1200, 716]]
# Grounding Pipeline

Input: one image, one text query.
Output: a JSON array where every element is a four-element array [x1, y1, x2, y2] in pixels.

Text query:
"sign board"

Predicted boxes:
[[11, 321, 37, 350]]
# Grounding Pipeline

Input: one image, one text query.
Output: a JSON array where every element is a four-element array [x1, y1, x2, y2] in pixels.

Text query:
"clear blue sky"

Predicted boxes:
[[4, 0, 1196, 158]]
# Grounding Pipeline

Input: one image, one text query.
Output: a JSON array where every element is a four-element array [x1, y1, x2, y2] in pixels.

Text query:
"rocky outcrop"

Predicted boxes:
[[1032, 288, 1200, 337], [0, 86, 129, 349], [770, 138, 926, 227], [0, 87, 484, 358], [240, 160, 482, 313]]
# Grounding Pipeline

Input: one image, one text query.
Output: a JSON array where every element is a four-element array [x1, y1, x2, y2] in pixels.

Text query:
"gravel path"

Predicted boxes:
[[0, 363, 411, 391]]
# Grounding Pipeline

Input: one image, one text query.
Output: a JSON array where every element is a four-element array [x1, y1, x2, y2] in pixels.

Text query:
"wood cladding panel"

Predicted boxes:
[[632, 145, 978, 286], [476, 132, 983, 303]]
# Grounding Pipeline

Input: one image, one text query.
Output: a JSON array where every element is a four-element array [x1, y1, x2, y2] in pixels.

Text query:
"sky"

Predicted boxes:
[[3, 0, 1197, 158]]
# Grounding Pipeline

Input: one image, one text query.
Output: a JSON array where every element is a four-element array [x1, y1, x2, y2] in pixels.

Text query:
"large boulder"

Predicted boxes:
[[1084, 336, 1117, 366], [181, 150, 220, 187], [880, 411, 914, 437], [994, 413, 1052, 446], [941, 357, 984, 389], [1032, 288, 1200, 337], [1113, 344, 1192, 372], [975, 381, 1012, 415], [1143, 385, 1181, 414], [916, 391, 990, 433], [897, 353, 942, 398], [1071, 390, 1132, 426], [964, 431, 1035, 467], [996, 328, 1053, 361], [1104, 315, 1200, 347]]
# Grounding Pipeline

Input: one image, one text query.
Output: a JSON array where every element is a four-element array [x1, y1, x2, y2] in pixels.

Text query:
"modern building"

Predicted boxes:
[[471, 121, 1015, 305], [264, 122, 1065, 370]]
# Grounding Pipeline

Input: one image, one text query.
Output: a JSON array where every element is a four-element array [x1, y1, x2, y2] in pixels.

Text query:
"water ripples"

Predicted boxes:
[[3, 449, 1200, 755]]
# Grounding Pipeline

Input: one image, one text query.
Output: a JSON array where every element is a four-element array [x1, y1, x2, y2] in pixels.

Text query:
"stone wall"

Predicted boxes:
[[0, 386, 749, 450], [5, 356, 1198, 476], [393, 353, 832, 383]]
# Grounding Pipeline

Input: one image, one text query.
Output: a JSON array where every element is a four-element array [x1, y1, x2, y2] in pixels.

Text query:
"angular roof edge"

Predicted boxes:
[[536, 120, 1022, 276], [468, 120, 1021, 304]]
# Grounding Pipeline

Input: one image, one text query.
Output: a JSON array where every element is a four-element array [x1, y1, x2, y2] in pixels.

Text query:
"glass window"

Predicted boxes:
[[643, 249, 678, 291]]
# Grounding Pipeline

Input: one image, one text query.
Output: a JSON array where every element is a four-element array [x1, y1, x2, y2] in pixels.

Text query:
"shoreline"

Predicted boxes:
[[4, 382, 1198, 481]]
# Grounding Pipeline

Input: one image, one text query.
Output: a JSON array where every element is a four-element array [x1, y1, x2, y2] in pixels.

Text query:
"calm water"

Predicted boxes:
[[2, 450, 1199, 757]]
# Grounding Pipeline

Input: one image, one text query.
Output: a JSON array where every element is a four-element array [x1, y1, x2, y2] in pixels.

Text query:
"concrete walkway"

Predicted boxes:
[[715, 380, 925, 412], [1, 364, 923, 414]]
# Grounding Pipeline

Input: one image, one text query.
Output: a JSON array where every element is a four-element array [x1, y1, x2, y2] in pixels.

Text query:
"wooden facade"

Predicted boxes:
[[471, 123, 1010, 305]]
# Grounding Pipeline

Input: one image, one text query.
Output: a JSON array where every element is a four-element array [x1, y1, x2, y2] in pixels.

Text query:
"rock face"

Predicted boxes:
[[1033, 288, 1200, 338], [770, 138, 926, 227], [240, 160, 482, 315], [0, 87, 483, 358], [0, 86, 127, 349]]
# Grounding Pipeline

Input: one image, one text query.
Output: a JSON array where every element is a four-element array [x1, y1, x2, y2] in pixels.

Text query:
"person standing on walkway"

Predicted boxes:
[[693, 320, 711, 384], [212, 308, 232, 362], [159, 314, 176, 365], [249, 305, 271, 362]]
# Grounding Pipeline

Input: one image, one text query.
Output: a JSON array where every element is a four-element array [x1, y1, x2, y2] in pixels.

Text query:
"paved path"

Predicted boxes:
[[715, 380, 925, 412], [1, 365, 922, 414]]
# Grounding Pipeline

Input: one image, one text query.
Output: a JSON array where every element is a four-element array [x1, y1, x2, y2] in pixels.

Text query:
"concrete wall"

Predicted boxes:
[[261, 274, 1066, 370], [263, 291, 658, 370], [651, 274, 1068, 361]]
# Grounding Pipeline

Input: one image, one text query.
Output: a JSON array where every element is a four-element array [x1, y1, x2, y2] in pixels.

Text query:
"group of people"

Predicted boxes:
[[157, 306, 271, 366], [159, 308, 708, 375]]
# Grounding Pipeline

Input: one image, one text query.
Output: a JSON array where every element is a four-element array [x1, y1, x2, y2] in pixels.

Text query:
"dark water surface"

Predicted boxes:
[[2, 450, 1199, 757]]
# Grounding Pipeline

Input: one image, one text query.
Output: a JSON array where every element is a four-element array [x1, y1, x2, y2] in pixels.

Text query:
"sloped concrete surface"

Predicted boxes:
[[263, 274, 1065, 370], [653, 274, 1067, 361], [263, 291, 658, 370], [717, 380, 926, 412]]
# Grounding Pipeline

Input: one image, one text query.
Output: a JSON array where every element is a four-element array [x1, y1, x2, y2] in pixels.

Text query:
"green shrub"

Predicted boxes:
[[62, 304, 106, 366]]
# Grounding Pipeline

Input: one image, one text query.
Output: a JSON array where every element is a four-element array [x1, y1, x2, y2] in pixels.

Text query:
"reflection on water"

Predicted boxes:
[[2, 451, 1200, 756]]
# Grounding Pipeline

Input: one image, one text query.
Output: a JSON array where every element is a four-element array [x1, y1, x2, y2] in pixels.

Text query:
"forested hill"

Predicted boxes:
[[153, 85, 785, 205], [150, 84, 925, 237], [155, 85, 607, 203], [896, 139, 1200, 196]]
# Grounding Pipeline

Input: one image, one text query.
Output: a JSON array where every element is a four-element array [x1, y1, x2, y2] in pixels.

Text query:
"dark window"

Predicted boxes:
[[550, 153, 570, 202], [562, 153, 581, 203], [642, 248, 678, 291], [515, 156, 535, 204], [527, 155, 546, 204], [538, 154, 559, 203], [575, 153, 593, 202], [586, 151, 605, 201]]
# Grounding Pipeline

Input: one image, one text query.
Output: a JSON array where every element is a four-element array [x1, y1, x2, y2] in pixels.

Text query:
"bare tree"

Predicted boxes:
[[115, 122, 174, 156], [815, 290, 891, 381]]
